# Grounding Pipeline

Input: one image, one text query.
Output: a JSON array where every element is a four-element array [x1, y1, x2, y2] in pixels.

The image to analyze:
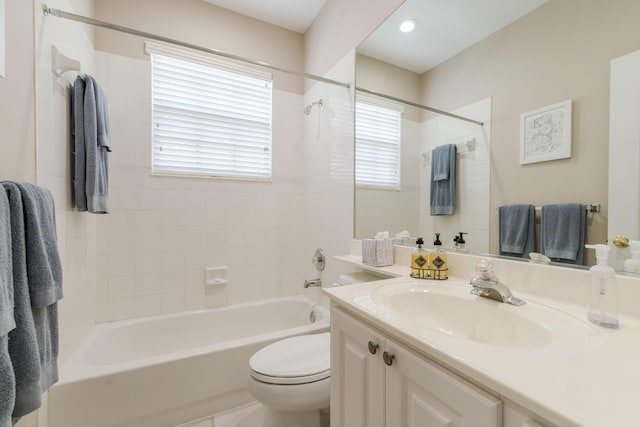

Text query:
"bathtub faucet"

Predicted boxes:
[[304, 278, 322, 288]]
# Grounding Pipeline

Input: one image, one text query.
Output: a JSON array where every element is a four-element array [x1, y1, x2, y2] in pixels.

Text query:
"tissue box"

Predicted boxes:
[[362, 239, 394, 267]]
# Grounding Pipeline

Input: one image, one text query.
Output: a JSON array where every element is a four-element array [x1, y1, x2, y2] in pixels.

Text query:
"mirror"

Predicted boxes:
[[0, 0, 4, 77], [354, 0, 640, 270]]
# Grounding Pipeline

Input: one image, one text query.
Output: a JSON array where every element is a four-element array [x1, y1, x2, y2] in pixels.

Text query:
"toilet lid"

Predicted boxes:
[[250, 333, 330, 385]]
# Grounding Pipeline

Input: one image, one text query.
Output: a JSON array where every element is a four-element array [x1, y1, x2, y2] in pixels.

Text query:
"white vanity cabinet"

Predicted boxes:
[[502, 400, 554, 427], [331, 306, 502, 427]]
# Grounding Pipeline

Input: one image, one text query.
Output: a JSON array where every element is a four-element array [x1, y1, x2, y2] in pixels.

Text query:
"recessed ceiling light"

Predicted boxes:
[[399, 19, 418, 33]]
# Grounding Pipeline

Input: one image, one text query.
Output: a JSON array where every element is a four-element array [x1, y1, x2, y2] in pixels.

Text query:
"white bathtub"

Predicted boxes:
[[48, 295, 329, 427]]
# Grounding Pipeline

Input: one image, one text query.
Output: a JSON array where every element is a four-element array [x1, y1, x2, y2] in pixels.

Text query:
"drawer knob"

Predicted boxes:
[[368, 341, 379, 355], [383, 351, 395, 366]]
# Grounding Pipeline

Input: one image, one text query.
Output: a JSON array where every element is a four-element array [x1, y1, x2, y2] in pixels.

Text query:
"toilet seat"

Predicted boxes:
[[249, 332, 330, 385]]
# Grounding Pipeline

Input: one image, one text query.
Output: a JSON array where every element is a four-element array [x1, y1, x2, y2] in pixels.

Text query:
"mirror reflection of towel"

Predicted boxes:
[[430, 144, 457, 215], [432, 145, 450, 181], [541, 203, 587, 265], [499, 204, 536, 258]]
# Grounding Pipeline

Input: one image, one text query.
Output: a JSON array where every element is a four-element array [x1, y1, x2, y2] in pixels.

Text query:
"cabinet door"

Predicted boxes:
[[385, 340, 501, 427], [331, 306, 386, 427]]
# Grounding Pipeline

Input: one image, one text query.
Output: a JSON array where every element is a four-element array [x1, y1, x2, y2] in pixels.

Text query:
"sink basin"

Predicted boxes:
[[365, 281, 591, 348]]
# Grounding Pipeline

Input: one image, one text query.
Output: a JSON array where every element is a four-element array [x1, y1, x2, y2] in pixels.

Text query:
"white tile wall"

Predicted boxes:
[[35, 0, 98, 360], [93, 51, 307, 321]]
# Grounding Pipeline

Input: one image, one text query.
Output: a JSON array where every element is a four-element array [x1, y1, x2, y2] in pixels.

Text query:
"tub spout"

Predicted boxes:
[[304, 278, 322, 288]]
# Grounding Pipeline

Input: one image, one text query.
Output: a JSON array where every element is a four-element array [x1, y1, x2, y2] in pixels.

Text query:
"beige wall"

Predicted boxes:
[[421, 0, 640, 254], [304, 0, 402, 77], [95, 0, 304, 93], [356, 54, 421, 121], [0, 0, 35, 182]]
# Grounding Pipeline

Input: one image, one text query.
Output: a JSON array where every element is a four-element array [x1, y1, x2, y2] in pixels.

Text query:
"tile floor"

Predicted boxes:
[[177, 403, 264, 427], [177, 402, 329, 427]]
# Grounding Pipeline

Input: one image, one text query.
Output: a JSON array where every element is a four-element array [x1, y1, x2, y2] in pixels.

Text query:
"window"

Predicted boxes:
[[146, 42, 273, 180], [355, 95, 402, 189]]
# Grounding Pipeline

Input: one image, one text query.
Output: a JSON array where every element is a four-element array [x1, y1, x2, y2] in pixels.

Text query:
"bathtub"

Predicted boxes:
[[48, 295, 329, 427]]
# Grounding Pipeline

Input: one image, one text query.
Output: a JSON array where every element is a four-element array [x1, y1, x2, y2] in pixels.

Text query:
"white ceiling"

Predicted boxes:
[[201, 0, 549, 74], [358, 0, 550, 74], [201, 0, 327, 33]]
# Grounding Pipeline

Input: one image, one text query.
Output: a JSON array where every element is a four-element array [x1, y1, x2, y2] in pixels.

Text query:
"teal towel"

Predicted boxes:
[[541, 203, 587, 265], [499, 204, 536, 258], [430, 144, 457, 215]]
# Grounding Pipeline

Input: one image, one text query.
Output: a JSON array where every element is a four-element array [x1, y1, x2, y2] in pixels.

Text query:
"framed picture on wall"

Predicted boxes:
[[519, 99, 572, 164]]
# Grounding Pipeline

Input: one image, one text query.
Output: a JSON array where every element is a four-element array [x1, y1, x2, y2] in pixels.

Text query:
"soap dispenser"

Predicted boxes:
[[453, 232, 468, 252], [585, 244, 618, 329], [429, 233, 448, 280], [411, 237, 429, 279], [623, 240, 640, 274]]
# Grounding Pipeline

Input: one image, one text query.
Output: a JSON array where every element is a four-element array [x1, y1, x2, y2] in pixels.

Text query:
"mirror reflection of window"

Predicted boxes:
[[355, 96, 403, 190]]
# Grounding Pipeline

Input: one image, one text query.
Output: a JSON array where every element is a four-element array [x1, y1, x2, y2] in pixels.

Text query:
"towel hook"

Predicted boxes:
[[51, 45, 81, 77]]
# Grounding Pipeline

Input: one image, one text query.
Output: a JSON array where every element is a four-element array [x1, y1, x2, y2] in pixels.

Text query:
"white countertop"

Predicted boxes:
[[324, 273, 640, 427], [333, 254, 406, 277]]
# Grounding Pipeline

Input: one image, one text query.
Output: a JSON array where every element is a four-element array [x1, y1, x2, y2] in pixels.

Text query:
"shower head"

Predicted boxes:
[[303, 99, 323, 115]]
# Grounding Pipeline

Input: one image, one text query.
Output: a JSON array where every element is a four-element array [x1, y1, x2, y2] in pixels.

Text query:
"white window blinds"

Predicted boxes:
[[355, 96, 402, 189], [146, 42, 273, 180]]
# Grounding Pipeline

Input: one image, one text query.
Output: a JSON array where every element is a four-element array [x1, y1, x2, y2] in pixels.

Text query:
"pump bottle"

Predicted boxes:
[[453, 232, 468, 252], [411, 237, 429, 279], [623, 240, 640, 274], [429, 233, 448, 280], [585, 244, 619, 329]]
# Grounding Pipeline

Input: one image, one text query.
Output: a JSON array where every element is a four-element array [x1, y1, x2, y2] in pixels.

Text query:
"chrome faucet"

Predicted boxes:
[[469, 259, 525, 306], [304, 278, 322, 288]]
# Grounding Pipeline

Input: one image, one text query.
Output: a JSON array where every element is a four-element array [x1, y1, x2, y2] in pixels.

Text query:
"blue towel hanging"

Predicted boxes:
[[430, 144, 457, 215]]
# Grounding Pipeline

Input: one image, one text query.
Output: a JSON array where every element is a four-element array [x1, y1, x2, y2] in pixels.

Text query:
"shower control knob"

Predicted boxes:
[[311, 248, 326, 271], [368, 341, 379, 355], [383, 351, 395, 366]]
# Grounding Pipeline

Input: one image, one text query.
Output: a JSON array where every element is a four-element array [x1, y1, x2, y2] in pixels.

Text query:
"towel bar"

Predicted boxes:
[[498, 204, 600, 214], [533, 204, 600, 213]]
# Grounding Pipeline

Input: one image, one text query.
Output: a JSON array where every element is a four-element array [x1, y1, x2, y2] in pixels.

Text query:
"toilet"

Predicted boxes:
[[248, 272, 381, 427], [248, 332, 331, 427]]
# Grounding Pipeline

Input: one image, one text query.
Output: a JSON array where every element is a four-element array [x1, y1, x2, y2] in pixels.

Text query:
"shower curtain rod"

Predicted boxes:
[[356, 87, 484, 126], [41, 5, 351, 89]]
